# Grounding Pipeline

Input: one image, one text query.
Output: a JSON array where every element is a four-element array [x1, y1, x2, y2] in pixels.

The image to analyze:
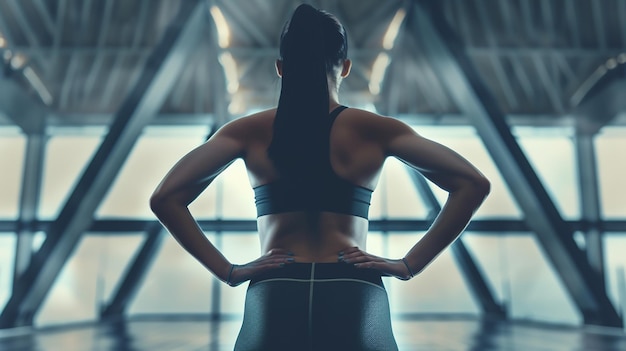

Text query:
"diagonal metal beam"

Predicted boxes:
[[409, 1, 621, 327], [100, 223, 165, 319], [405, 167, 506, 319], [0, 0, 207, 328], [574, 131, 605, 289]]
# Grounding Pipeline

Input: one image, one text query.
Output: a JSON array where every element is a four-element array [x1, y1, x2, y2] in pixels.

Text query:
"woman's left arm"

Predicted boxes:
[[149, 122, 245, 283]]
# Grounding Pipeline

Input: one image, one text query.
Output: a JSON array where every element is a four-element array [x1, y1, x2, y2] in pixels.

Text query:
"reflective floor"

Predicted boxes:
[[0, 317, 625, 351]]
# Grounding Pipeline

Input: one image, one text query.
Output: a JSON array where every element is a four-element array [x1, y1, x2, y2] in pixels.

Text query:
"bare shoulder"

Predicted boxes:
[[341, 107, 414, 139], [215, 108, 276, 140]]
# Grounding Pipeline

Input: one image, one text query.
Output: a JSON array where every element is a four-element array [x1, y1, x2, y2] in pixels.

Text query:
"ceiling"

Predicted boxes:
[[1, 0, 625, 130]]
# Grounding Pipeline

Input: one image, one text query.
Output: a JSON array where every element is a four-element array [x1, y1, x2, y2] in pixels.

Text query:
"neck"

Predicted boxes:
[[328, 81, 340, 108]]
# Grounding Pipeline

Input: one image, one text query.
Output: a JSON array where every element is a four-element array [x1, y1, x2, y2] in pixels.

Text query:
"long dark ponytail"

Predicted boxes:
[[267, 4, 348, 178]]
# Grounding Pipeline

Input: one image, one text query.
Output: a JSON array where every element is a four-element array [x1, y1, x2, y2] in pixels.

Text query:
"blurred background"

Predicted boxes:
[[0, 0, 625, 349]]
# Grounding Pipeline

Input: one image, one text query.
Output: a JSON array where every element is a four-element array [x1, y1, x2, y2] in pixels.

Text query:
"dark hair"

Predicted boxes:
[[267, 4, 348, 178]]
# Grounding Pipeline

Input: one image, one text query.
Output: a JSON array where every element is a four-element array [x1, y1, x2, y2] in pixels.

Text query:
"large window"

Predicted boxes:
[[39, 134, 101, 219], [0, 130, 25, 219], [417, 126, 522, 218], [98, 126, 210, 219], [596, 127, 626, 219], [0, 235, 16, 310], [2, 125, 624, 327]]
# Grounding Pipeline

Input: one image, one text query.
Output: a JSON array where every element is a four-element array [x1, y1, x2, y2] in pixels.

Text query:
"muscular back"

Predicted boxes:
[[233, 106, 391, 262]]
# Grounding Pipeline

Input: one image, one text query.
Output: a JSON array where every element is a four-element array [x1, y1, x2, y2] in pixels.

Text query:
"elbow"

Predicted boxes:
[[473, 175, 491, 200], [149, 191, 169, 216]]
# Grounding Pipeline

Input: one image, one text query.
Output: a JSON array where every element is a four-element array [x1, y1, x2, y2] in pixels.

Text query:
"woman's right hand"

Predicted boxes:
[[226, 249, 295, 286]]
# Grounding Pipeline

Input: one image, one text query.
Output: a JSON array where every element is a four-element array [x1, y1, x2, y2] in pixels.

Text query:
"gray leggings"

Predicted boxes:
[[234, 262, 398, 351]]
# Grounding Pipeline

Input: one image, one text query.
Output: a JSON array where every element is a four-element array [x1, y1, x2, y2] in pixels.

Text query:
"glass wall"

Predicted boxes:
[[417, 126, 522, 218], [38, 134, 101, 219], [596, 127, 626, 218], [36, 234, 154, 325], [604, 234, 626, 311], [0, 130, 25, 219], [97, 126, 210, 219], [0, 235, 16, 310], [1, 124, 625, 328], [129, 234, 215, 315]]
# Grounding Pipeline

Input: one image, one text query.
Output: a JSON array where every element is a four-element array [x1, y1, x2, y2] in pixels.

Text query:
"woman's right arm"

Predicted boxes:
[[150, 117, 293, 285], [386, 118, 490, 276]]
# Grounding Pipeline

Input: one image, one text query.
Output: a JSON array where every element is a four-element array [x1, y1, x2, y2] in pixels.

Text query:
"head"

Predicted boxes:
[[268, 4, 351, 176], [275, 4, 351, 92]]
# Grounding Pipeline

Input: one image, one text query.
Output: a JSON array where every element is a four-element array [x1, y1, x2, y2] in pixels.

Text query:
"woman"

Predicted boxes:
[[150, 4, 490, 350]]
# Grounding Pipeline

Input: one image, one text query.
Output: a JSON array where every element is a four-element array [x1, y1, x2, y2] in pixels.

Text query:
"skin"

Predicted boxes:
[[150, 59, 490, 286]]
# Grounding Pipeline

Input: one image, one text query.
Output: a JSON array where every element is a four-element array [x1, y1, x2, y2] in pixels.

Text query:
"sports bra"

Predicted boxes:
[[253, 106, 373, 219]]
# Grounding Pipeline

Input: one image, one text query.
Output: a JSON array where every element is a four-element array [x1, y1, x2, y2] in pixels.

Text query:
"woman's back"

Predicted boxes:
[[236, 106, 391, 261]]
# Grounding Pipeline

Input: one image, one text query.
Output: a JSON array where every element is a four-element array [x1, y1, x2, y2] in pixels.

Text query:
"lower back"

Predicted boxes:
[[256, 212, 368, 262]]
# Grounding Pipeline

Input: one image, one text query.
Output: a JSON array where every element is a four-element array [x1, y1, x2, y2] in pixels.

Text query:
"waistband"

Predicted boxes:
[[249, 262, 384, 288]]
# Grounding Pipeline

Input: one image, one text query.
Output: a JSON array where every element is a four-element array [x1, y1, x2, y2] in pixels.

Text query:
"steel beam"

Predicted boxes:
[[19, 112, 625, 129], [570, 60, 626, 296], [100, 223, 165, 319], [13, 132, 47, 292], [0, 69, 48, 313], [0, 0, 207, 328], [406, 168, 506, 318], [410, 1, 621, 327], [574, 131, 605, 287], [4, 76, 48, 294], [3, 219, 626, 236]]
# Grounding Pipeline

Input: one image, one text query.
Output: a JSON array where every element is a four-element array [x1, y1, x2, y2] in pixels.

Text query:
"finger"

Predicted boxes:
[[265, 248, 294, 256], [256, 255, 295, 265], [354, 261, 386, 271], [257, 254, 295, 264], [342, 251, 370, 262], [342, 254, 365, 263], [338, 247, 361, 256], [353, 261, 375, 269], [257, 256, 295, 266], [341, 251, 365, 259]]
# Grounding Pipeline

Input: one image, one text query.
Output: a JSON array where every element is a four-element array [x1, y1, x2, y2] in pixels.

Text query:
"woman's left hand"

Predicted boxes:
[[338, 247, 413, 280]]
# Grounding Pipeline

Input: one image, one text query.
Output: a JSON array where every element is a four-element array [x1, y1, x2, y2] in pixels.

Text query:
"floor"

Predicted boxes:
[[0, 316, 625, 351]]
